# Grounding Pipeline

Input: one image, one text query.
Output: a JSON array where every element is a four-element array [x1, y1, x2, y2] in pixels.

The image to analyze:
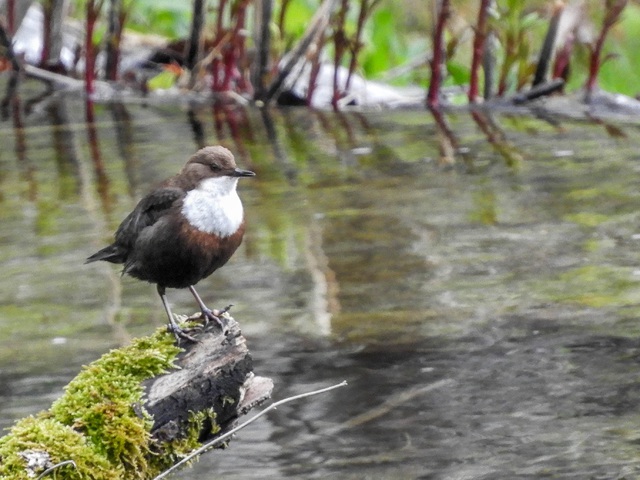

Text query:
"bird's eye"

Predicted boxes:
[[209, 163, 220, 171]]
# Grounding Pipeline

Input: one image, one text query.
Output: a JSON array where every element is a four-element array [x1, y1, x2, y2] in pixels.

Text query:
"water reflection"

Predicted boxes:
[[2, 87, 640, 477]]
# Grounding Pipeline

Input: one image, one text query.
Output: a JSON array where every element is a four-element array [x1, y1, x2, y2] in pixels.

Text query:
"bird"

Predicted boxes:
[[86, 145, 255, 342]]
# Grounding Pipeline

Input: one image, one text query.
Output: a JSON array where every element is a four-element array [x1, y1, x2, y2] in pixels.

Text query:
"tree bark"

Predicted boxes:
[[146, 317, 274, 444]]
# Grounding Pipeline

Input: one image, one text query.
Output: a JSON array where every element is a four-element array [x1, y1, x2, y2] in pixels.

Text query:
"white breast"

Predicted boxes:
[[181, 177, 244, 237]]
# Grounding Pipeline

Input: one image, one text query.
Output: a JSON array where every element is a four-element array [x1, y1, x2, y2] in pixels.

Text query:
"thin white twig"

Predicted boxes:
[[36, 460, 77, 479], [24, 65, 85, 88], [153, 380, 348, 480]]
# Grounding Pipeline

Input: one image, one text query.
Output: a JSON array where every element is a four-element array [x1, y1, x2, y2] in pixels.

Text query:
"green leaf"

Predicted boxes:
[[147, 70, 178, 90], [446, 61, 470, 85]]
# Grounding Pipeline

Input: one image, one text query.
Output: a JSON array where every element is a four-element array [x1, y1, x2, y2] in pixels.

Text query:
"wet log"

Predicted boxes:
[[145, 316, 274, 444], [0, 315, 274, 479]]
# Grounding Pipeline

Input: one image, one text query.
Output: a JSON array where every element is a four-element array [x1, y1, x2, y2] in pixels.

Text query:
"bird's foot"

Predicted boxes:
[[167, 321, 199, 344], [200, 304, 233, 333]]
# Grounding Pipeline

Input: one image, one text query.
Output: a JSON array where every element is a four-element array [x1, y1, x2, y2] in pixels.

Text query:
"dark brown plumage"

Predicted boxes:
[[86, 146, 255, 341]]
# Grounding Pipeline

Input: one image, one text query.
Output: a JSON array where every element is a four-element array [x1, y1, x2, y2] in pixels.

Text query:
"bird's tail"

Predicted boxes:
[[85, 244, 126, 264]]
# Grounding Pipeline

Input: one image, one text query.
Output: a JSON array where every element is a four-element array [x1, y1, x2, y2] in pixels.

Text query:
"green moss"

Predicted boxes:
[[535, 265, 640, 308], [152, 408, 221, 472], [468, 188, 497, 226], [564, 212, 610, 227], [49, 329, 181, 475], [0, 417, 120, 479], [0, 327, 196, 479]]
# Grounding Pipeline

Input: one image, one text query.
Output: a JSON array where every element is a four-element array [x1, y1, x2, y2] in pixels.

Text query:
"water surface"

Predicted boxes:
[[2, 86, 640, 478]]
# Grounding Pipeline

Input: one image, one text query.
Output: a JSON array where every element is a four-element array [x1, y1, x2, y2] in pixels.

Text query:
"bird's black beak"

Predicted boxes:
[[233, 168, 256, 177]]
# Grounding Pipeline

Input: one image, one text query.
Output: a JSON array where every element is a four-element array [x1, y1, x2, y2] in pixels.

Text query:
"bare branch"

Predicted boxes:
[[36, 460, 77, 479], [153, 380, 348, 480]]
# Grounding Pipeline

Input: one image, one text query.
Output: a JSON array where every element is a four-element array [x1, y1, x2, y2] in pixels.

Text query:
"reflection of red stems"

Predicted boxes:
[[12, 96, 36, 200], [12, 96, 26, 162], [585, 0, 627, 98], [471, 110, 496, 143], [427, 0, 450, 108], [85, 99, 102, 175], [212, 102, 225, 138], [471, 109, 519, 167], [210, 101, 249, 159], [430, 107, 459, 165], [85, 98, 111, 214], [469, 0, 490, 103]]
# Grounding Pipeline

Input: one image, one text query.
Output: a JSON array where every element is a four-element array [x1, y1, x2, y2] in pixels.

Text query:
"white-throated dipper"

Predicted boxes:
[[86, 146, 255, 341]]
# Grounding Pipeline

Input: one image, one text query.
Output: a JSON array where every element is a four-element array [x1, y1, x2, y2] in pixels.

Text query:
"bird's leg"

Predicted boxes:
[[188, 285, 231, 331], [157, 285, 198, 343]]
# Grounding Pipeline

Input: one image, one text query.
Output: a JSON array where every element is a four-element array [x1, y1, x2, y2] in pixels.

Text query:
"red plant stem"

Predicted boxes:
[[7, 0, 15, 34], [332, 0, 349, 110], [221, 49, 235, 91], [85, 8, 95, 94], [585, 0, 627, 96], [233, 0, 251, 92], [586, 35, 606, 94], [221, 0, 250, 92], [114, 9, 128, 77], [40, 0, 52, 65], [105, 0, 127, 81], [211, 57, 221, 91], [307, 30, 327, 106], [217, 0, 227, 33], [345, 0, 369, 92], [211, 0, 229, 91], [85, 0, 102, 95], [426, 0, 450, 109], [552, 34, 574, 83], [468, 0, 490, 103]]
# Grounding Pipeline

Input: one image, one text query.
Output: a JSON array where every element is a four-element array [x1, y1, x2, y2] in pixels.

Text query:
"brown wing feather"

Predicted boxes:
[[86, 187, 184, 264], [114, 187, 185, 251]]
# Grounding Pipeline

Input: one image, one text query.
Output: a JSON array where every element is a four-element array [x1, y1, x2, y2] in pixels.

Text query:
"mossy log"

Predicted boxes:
[[0, 316, 273, 479]]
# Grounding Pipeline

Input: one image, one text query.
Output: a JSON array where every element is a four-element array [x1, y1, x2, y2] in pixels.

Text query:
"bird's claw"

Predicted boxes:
[[200, 305, 233, 334], [167, 322, 199, 344]]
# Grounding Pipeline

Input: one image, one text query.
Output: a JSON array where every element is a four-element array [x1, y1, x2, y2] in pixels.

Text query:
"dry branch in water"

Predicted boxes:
[[153, 380, 348, 480]]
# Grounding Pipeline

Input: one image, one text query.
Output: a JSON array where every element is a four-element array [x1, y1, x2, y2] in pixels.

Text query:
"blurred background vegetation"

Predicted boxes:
[[3, 0, 639, 105], [78, 0, 638, 92]]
